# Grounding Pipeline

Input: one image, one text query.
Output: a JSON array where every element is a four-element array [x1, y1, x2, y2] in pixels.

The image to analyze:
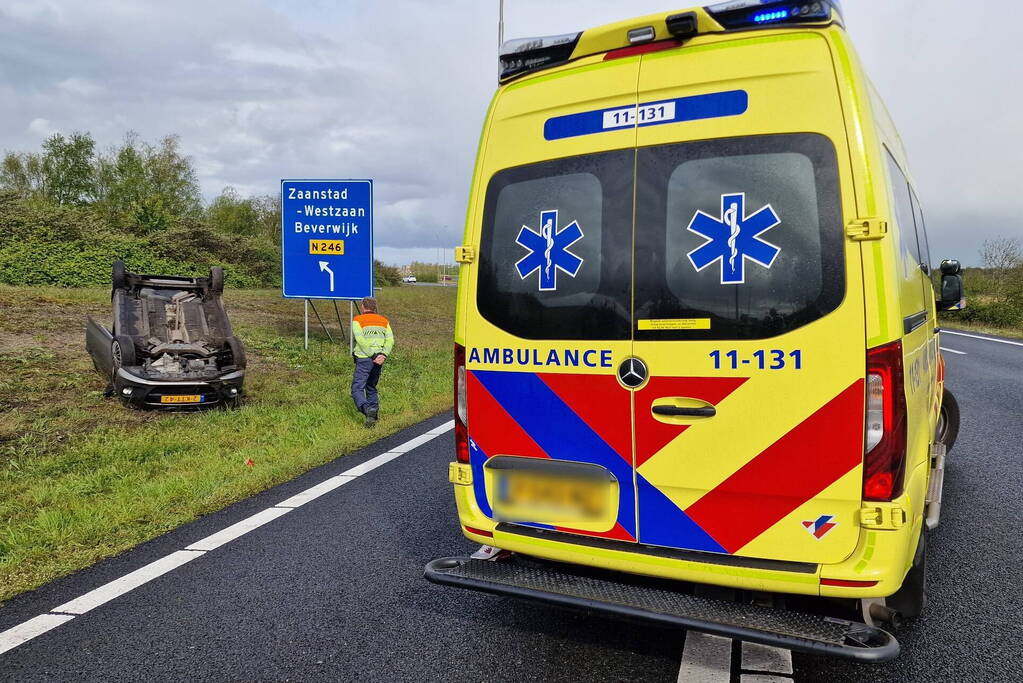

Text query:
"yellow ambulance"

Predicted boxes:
[[427, 1, 965, 661]]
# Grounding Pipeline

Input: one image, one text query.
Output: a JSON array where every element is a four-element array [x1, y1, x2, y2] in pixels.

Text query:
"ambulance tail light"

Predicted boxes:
[[454, 343, 469, 464], [820, 578, 878, 588], [863, 341, 907, 501]]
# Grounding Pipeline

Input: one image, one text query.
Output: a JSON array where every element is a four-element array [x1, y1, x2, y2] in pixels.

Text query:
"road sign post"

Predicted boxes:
[[281, 179, 374, 349]]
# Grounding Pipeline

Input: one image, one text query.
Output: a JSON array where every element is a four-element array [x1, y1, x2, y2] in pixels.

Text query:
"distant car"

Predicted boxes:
[[86, 261, 246, 410], [403, 275, 418, 283]]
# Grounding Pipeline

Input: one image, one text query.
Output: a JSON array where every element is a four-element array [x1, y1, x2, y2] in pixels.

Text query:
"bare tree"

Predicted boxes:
[[979, 236, 1023, 297], [980, 237, 1023, 271]]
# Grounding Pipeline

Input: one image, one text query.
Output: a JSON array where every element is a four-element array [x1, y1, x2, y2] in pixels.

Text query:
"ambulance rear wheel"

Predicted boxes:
[[936, 388, 960, 454], [887, 530, 927, 620]]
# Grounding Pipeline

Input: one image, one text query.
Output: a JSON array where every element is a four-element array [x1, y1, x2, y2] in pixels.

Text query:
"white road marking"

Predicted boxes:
[[941, 330, 1023, 347], [939, 347, 967, 355], [678, 632, 732, 683], [740, 641, 793, 675], [0, 420, 455, 657], [740, 675, 793, 683], [389, 432, 442, 453], [186, 507, 293, 552], [0, 614, 75, 656], [341, 450, 408, 477], [275, 474, 357, 508], [427, 422, 456, 435], [53, 550, 205, 615]]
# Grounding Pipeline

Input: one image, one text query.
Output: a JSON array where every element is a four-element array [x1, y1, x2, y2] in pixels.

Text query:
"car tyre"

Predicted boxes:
[[226, 336, 246, 369], [112, 260, 127, 291], [210, 266, 225, 294], [112, 335, 136, 370], [936, 388, 960, 454]]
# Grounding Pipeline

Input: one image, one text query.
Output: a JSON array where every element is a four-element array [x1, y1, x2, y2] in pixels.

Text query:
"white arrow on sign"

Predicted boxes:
[[319, 261, 335, 292]]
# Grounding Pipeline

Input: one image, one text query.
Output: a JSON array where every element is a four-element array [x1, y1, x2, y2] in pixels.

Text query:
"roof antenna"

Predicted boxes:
[[498, 0, 505, 48]]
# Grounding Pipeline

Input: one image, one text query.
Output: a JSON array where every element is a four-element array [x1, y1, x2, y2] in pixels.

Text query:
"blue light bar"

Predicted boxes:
[[706, 1, 842, 30], [753, 9, 790, 23]]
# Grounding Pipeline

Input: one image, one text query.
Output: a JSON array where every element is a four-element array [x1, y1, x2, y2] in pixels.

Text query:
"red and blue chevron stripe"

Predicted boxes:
[[467, 369, 863, 556], [469, 369, 724, 551]]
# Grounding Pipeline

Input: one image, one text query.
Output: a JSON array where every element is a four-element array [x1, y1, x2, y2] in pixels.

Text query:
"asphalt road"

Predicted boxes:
[[792, 329, 1023, 681], [0, 328, 1019, 681]]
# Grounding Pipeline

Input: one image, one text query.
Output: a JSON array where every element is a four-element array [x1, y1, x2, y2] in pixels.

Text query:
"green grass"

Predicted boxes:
[[0, 285, 454, 604], [939, 318, 1023, 340]]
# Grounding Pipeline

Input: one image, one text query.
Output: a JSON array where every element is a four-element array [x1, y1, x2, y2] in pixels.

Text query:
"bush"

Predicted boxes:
[[0, 131, 283, 289], [374, 260, 401, 287], [945, 300, 1023, 329], [409, 261, 443, 283], [0, 193, 274, 288]]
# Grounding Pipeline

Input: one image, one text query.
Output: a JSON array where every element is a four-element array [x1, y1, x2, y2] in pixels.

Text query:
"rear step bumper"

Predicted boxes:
[[425, 557, 899, 662]]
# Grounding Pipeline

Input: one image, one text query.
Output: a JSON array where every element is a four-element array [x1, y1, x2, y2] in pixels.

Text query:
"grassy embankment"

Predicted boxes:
[[937, 267, 1023, 339], [938, 293, 1023, 339], [0, 285, 454, 604]]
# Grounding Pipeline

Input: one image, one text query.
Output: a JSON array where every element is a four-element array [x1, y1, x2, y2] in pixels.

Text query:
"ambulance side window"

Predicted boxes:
[[477, 150, 634, 340], [886, 150, 924, 274], [910, 189, 934, 291], [633, 133, 845, 341]]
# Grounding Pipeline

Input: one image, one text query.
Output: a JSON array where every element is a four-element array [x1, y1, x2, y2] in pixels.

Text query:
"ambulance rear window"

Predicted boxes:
[[477, 150, 634, 340], [634, 133, 844, 340]]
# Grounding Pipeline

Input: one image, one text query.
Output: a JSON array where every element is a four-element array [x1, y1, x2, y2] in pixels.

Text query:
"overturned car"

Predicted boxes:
[[86, 261, 246, 409]]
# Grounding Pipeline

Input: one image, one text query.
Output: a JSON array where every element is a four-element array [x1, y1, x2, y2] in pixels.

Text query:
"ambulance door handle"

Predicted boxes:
[[651, 405, 716, 418]]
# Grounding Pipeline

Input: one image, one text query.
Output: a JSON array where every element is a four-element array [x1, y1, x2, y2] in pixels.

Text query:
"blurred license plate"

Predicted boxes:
[[494, 470, 608, 524], [161, 394, 203, 404]]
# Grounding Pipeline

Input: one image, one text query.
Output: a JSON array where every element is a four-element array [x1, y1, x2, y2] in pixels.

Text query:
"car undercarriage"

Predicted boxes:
[[86, 261, 246, 409]]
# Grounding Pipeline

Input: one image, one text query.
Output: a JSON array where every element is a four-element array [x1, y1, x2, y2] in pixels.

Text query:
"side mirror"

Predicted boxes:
[[937, 259, 966, 311]]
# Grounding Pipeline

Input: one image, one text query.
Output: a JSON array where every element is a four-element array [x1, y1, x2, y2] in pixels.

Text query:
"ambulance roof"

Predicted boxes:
[[499, 1, 844, 83]]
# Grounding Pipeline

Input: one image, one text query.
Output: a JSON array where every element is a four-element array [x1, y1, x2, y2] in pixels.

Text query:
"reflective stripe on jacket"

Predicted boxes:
[[352, 313, 394, 359]]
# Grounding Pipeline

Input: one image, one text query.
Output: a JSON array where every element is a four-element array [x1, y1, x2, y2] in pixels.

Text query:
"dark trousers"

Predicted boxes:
[[351, 357, 383, 413]]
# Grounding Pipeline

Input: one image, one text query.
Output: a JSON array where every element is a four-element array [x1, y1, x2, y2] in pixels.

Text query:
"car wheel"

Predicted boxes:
[[226, 336, 246, 369], [112, 260, 127, 291], [210, 266, 225, 294], [936, 388, 960, 454], [112, 335, 136, 370]]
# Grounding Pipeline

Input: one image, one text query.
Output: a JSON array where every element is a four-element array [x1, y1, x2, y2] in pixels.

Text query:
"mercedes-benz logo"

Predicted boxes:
[[617, 357, 648, 389]]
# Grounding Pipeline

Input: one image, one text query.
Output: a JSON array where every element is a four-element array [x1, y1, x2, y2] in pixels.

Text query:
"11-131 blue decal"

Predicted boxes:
[[710, 349, 802, 370], [544, 90, 748, 141]]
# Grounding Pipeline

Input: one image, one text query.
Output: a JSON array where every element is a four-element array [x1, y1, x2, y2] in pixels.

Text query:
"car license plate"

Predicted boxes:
[[494, 470, 608, 524], [161, 394, 203, 404]]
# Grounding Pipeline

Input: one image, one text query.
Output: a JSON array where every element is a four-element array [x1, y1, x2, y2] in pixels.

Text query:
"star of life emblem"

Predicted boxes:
[[686, 193, 782, 284], [515, 209, 584, 291]]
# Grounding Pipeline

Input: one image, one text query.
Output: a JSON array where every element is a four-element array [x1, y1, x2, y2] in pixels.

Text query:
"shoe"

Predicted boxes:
[[365, 406, 378, 427]]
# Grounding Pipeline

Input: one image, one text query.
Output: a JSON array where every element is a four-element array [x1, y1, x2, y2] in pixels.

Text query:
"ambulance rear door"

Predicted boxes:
[[463, 55, 641, 542], [629, 32, 867, 564]]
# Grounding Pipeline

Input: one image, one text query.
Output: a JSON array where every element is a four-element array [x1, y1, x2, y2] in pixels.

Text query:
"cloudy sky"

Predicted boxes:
[[0, 0, 1018, 265]]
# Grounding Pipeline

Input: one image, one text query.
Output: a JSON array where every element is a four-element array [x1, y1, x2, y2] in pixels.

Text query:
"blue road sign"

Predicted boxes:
[[281, 179, 373, 299]]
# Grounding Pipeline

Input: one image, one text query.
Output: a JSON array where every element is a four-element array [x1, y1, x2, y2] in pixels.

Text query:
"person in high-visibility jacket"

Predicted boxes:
[[350, 297, 394, 427]]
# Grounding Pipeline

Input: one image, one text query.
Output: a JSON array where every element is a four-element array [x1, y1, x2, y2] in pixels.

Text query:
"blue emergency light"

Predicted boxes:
[[753, 9, 790, 23], [706, 0, 842, 29]]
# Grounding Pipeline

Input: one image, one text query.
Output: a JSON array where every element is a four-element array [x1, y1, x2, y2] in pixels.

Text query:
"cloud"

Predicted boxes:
[[27, 117, 55, 137], [56, 77, 103, 97], [0, 0, 1016, 265]]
